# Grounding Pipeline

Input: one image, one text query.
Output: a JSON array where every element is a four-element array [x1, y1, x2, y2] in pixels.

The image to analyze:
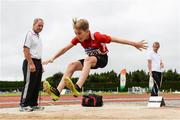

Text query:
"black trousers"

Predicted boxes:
[[20, 58, 42, 107], [151, 71, 162, 96]]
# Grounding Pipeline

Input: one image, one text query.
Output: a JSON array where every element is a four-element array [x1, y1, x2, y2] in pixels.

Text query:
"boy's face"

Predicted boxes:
[[74, 29, 89, 42]]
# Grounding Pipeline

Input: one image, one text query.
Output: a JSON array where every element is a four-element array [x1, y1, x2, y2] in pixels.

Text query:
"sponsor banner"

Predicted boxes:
[[120, 69, 126, 91]]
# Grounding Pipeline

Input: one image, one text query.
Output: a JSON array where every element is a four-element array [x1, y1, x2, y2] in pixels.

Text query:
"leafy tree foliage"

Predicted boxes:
[[0, 69, 180, 91]]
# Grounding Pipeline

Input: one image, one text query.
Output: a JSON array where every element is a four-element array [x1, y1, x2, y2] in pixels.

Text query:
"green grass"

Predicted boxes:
[[0, 92, 21, 96], [0, 91, 50, 97]]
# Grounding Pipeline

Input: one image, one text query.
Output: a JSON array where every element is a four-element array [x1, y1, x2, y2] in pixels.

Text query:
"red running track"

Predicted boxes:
[[0, 93, 180, 108]]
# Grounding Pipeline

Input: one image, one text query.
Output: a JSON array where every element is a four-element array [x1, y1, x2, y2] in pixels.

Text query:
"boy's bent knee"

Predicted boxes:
[[68, 62, 77, 69], [84, 56, 97, 65], [67, 61, 82, 71]]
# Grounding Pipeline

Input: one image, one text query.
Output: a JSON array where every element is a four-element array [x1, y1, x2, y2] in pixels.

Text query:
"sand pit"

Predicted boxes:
[[0, 102, 180, 120], [0, 93, 180, 119]]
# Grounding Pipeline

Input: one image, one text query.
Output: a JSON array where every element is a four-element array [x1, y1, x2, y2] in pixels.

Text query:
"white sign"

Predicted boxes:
[[148, 96, 165, 107]]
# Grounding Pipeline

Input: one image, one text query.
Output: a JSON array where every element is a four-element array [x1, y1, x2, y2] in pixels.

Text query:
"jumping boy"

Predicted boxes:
[[43, 18, 147, 101]]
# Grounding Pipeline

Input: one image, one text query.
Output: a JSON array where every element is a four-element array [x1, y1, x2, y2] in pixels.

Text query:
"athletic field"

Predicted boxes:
[[0, 93, 180, 119]]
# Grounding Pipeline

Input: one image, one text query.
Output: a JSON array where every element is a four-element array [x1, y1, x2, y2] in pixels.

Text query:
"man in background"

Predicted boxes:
[[20, 18, 44, 112], [147, 42, 164, 96]]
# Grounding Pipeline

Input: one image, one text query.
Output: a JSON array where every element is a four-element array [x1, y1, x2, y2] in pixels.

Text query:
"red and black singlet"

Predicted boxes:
[[71, 32, 111, 56]]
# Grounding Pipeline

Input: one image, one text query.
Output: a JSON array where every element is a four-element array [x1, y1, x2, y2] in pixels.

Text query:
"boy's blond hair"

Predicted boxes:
[[72, 18, 89, 31]]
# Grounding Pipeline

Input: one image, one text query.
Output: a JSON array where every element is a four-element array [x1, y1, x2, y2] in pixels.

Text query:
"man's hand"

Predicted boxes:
[[160, 62, 164, 69], [148, 71, 152, 77], [29, 63, 36, 72]]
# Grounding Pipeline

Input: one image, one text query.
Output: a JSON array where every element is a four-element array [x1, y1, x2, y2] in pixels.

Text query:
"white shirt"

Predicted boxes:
[[24, 30, 42, 59], [147, 50, 162, 72]]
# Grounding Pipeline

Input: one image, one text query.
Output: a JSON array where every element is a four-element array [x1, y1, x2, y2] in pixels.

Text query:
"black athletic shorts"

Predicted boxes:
[[79, 54, 108, 69]]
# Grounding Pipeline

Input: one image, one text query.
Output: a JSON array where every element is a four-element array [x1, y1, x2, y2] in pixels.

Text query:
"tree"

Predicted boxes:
[[46, 72, 63, 87]]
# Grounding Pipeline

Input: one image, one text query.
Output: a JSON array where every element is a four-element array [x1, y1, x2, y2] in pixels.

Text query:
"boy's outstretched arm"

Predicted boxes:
[[43, 43, 74, 65], [110, 36, 147, 51]]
